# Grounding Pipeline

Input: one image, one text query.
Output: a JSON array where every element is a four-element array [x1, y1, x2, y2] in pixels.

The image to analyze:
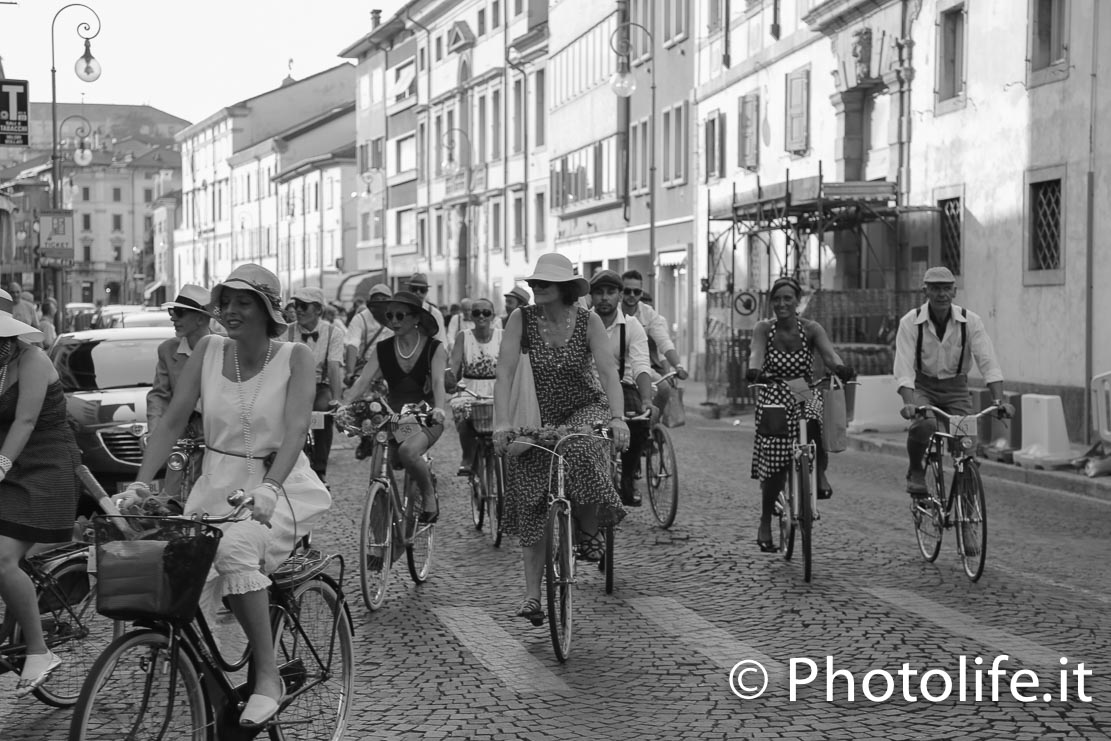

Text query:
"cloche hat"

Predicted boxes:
[[210, 264, 288, 326], [369, 290, 439, 336], [161, 284, 214, 318], [526, 253, 590, 298], [0, 290, 44, 342]]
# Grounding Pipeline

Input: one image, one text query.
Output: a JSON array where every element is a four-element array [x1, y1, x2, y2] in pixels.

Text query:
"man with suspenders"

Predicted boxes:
[[893, 267, 1011, 496], [590, 269, 654, 506]]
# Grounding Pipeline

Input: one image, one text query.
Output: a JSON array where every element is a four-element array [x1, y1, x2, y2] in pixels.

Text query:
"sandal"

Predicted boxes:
[[756, 522, 776, 553], [575, 531, 605, 563], [514, 597, 545, 626], [15, 651, 61, 697]]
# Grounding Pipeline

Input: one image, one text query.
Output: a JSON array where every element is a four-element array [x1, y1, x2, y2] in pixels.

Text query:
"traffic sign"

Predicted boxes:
[[734, 290, 758, 316], [0, 79, 29, 146], [40, 210, 75, 259]]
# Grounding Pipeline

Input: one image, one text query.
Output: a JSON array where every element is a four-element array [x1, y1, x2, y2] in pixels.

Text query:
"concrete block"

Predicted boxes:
[[967, 387, 994, 445], [846, 374, 907, 433], [1013, 393, 1083, 468]]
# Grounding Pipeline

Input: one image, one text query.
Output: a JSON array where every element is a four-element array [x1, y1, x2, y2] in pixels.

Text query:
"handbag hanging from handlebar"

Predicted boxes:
[[822, 375, 848, 453]]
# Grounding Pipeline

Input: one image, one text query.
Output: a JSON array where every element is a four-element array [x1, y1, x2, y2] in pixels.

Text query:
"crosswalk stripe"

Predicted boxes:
[[433, 607, 574, 695], [866, 587, 1064, 667], [627, 596, 788, 680]]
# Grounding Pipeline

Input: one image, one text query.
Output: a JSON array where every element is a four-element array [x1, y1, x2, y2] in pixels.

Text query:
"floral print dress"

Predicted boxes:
[[503, 306, 625, 547]]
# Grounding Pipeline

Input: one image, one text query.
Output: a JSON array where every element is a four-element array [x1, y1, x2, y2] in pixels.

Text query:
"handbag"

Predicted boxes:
[[660, 385, 686, 428], [498, 312, 542, 456], [756, 404, 790, 437], [822, 375, 848, 453]]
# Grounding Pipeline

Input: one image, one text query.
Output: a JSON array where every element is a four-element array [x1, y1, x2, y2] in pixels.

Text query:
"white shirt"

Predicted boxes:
[[631, 302, 676, 356], [424, 301, 447, 345], [595, 310, 651, 386], [344, 308, 393, 360], [893, 302, 1004, 390], [290, 320, 345, 384]]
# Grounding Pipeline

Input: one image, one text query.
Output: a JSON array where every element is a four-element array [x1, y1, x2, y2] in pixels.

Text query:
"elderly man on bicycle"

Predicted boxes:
[[591, 269, 654, 507], [894, 266, 1011, 498]]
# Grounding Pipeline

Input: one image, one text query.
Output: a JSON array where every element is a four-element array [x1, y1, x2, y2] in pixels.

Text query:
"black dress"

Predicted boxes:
[[0, 379, 81, 542]]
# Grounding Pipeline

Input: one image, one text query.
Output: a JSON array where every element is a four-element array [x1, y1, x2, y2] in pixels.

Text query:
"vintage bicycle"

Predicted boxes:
[[622, 371, 681, 528], [910, 403, 1004, 581], [456, 383, 505, 547], [161, 436, 205, 502], [335, 398, 438, 611], [68, 491, 354, 741], [0, 466, 121, 707]]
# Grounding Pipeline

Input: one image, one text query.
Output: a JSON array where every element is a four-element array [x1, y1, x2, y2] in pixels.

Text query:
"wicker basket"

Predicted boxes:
[[470, 401, 495, 433]]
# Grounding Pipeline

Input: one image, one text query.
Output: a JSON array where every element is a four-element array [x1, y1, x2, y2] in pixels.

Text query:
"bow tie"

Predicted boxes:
[[301, 330, 319, 342]]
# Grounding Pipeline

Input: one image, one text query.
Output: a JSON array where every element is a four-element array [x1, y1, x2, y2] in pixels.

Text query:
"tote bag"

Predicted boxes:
[[822, 375, 848, 453], [661, 385, 686, 428]]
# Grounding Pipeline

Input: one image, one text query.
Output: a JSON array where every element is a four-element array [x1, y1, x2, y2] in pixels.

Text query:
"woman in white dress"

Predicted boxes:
[[447, 298, 502, 475], [118, 264, 331, 728]]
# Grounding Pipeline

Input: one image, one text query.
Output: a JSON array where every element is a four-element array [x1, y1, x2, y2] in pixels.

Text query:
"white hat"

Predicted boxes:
[[161, 284, 214, 317], [525, 253, 589, 298], [0, 290, 44, 342]]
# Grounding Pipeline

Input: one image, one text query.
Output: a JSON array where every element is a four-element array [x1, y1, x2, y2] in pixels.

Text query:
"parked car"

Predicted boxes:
[[50, 326, 174, 492], [118, 309, 173, 328]]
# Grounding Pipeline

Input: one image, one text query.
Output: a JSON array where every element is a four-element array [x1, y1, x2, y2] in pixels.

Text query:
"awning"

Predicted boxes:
[[143, 279, 165, 299], [657, 250, 688, 267], [389, 65, 416, 100]]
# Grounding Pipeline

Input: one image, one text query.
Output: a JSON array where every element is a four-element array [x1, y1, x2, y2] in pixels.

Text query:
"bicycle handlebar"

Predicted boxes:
[[750, 373, 859, 392], [914, 403, 1006, 423]]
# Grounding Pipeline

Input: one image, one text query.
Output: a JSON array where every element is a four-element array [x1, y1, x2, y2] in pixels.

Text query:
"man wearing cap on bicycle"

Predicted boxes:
[[288, 286, 345, 484], [621, 270, 688, 408], [591, 269, 654, 507], [894, 266, 1011, 498]]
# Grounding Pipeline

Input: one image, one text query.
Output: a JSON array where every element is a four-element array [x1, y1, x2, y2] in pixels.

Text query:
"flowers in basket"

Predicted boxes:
[[503, 425, 587, 457], [334, 396, 390, 436]]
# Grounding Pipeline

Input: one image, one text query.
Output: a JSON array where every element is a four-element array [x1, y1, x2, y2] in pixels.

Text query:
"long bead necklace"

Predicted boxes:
[[234, 340, 273, 477], [538, 307, 573, 339], [397, 333, 420, 360]]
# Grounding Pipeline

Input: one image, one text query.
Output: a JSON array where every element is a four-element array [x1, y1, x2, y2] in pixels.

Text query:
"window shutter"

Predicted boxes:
[[708, 0, 722, 31], [739, 93, 759, 170], [786, 68, 810, 153], [704, 118, 715, 181], [717, 112, 727, 176]]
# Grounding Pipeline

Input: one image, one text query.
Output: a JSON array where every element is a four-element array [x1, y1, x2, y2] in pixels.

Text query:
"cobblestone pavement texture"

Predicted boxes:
[[1, 400, 1108, 740]]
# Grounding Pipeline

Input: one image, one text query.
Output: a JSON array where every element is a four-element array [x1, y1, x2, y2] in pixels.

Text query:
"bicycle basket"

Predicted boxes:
[[469, 400, 495, 433], [92, 515, 222, 626]]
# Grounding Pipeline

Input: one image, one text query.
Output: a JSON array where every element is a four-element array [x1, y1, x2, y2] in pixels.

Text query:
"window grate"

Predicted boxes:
[[1031, 179, 1061, 270], [939, 197, 962, 275]]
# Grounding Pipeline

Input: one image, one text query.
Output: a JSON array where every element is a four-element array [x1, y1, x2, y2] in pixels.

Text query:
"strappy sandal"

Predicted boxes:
[[575, 531, 606, 563], [514, 597, 544, 626]]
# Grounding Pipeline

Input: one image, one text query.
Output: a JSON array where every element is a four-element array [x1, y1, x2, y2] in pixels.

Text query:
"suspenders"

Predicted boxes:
[[916, 307, 966, 376]]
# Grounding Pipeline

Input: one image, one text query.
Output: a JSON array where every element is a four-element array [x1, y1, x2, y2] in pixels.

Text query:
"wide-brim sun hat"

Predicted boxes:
[[369, 290, 439, 336], [526, 253, 589, 298], [0, 290, 44, 342], [161, 284, 215, 318], [210, 264, 288, 326]]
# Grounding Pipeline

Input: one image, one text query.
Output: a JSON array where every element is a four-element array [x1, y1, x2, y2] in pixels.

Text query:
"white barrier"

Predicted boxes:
[[846, 375, 907, 434], [1013, 393, 1079, 468], [1091, 371, 1111, 447]]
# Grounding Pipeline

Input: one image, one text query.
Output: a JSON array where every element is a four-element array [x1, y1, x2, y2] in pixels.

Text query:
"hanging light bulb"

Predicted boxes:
[[610, 66, 637, 97], [74, 138, 93, 166], [75, 39, 102, 82]]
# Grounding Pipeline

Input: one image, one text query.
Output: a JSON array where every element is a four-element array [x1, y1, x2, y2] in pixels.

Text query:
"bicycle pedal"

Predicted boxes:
[[528, 614, 545, 627]]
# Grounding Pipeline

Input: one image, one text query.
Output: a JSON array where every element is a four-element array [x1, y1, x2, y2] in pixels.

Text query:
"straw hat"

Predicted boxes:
[[0, 290, 44, 342], [161, 284, 215, 318], [210, 264, 288, 326], [526, 253, 589, 298], [369, 290, 439, 336]]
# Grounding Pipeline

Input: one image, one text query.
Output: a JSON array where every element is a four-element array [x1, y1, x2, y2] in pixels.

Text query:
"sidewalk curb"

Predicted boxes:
[[846, 433, 1111, 504]]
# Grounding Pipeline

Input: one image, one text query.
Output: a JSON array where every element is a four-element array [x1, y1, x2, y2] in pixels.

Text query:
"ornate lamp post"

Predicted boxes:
[[51, 4, 102, 210], [610, 21, 656, 296], [442, 127, 473, 299]]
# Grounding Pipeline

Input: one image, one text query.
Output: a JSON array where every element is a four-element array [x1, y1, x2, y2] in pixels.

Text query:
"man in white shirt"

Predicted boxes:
[[445, 297, 474, 352], [407, 272, 447, 345], [621, 270, 688, 408], [344, 283, 393, 386], [289, 286, 346, 483], [591, 269, 653, 506], [893, 266, 1011, 496]]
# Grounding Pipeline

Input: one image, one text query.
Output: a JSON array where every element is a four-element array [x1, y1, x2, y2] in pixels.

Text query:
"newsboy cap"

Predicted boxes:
[[922, 266, 957, 284]]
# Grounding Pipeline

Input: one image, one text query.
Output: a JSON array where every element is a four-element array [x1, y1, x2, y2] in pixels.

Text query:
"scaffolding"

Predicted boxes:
[[703, 163, 924, 410]]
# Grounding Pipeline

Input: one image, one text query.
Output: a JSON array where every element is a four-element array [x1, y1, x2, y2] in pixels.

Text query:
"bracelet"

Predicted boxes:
[[261, 478, 285, 497], [0, 455, 11, 474]]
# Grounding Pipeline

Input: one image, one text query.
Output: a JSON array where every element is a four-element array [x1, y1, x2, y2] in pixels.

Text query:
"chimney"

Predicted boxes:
[[371, 9, 382, 28]]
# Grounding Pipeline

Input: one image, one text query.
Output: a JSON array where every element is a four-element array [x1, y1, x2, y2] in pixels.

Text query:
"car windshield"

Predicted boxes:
[[51, 336, 164, 392]]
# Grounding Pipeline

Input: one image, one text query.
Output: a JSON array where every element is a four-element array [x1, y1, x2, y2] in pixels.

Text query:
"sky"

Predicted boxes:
[[0, 0, 406, 124]]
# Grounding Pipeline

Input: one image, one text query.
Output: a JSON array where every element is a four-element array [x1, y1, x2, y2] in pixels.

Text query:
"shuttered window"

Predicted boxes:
[[738, 92, 759, 171], [785, 67, 809, 155]]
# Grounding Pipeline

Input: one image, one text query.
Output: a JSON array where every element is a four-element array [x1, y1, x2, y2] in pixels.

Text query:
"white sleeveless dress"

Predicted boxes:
[[187, 336, 331, 582]]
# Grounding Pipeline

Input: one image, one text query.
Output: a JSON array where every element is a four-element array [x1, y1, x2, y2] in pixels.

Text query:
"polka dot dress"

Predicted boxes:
[[751, 318, 823, 482], [503, 306, 625, 547]]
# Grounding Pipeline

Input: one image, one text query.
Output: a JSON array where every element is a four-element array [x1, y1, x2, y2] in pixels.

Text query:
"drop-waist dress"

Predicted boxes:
[[186, 336, 331, 578], [503, 306, 625, 547], [0, 379, 81, 543]]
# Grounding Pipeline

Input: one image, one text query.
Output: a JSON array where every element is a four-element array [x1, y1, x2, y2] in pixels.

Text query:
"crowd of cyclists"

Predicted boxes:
[[0, 255, 1014, 726]]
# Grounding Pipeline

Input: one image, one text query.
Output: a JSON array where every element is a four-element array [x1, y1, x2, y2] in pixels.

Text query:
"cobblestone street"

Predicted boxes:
[[1, 414, 1108, 739]]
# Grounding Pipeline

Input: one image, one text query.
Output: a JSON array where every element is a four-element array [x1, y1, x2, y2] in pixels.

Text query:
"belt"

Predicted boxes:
[[206, 445, 278, 466]]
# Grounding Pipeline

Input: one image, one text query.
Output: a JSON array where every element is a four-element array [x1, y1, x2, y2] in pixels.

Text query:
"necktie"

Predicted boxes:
[[302, 330, 319, 342]]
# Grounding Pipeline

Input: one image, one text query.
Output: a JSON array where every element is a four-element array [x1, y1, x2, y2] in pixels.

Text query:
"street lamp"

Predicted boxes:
[[51, 4, 102, 210], [610, 21, 656, 296], [442, 127, 473, 299]]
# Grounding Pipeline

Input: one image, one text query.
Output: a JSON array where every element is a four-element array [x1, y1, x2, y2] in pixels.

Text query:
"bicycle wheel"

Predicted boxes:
[[359, 482, 393, 611], [645, 424, 680, 528], [271, 577, 354, 741], [404, 474, 435, 584], [468, 451, 486, 530], [68, 629, 208, 741], [544, 500, 574, 662], [775, 491, 791, 556], [25, 556, 121, 707], [486, 454, 504, 548], [914, 453, 945, 562], [954, 463, 987, 581], [781, 478, 796, 561], [602, 525, 614, 594], [797, 460, 814, 582]]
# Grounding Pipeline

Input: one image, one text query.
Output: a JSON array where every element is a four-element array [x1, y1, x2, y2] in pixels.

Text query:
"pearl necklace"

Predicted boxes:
[[234, 340, 273, 477], [396, 334, 420, 360]]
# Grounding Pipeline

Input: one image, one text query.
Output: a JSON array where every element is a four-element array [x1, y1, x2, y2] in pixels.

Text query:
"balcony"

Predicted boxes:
[[445, 164, 487, 198]]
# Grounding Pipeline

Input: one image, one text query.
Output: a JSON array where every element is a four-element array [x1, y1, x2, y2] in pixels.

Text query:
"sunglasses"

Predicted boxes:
[[470, 309, 494, 318], [410, 286, 429, 294], [527, 280, 552, 289], [167, 308, 192, 319], [384, 311, 411, 321], [623, 288, 643, 296], [293, 300, 315, 310]]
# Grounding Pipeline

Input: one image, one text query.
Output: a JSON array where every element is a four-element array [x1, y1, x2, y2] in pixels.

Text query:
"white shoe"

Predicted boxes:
[[240, 692, 283, 727], [15, 651, 61, 697]]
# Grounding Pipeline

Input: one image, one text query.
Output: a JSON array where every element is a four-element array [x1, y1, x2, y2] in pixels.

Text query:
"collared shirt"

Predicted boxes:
[[147, 337, 196, 434], [596, 310, 651, 386], [344, 308, 393, 363], [632, 302, 676, 356], [424, 301, 447, 345], [290, 320, 344, 384], [893, 302, 1004, 390]]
